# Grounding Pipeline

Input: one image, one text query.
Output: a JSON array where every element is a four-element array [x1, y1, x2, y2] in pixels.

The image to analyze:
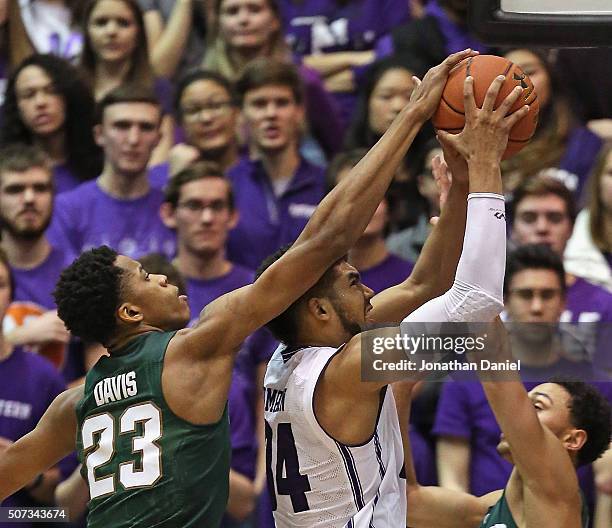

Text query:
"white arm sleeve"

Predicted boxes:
[[402, 193, 506, 324]]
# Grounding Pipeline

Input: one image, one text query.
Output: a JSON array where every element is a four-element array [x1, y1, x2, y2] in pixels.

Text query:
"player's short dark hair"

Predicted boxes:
[[236, 58, 304, 106], [550, 378, 611, 466], [163, 161, 234, 210], [0, 144, 51, 184], [504, 244, 566, 299], [95, 84, 162, 124], [512, 176, 577, 225], [255, 245, 344, 345], [54, 246, 125, 345]]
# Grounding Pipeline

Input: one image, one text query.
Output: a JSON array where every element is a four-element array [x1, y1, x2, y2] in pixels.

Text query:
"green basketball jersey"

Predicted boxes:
[[75, 331, 230, 527], [480, 489, 589, 528]]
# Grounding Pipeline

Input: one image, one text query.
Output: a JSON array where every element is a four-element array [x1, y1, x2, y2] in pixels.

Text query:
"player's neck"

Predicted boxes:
[[349, 237, 388, 271], [1, 234, 51, 270], [97, 169, 150, 200], [34, 132, 66, 166], [107, 324, 162, 353], [174, 249, 231, 281], [259, 145, 300, 183]]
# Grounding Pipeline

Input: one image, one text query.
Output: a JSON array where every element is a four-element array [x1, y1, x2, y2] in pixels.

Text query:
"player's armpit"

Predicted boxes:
[[0, 386, 81, 501], [407, 485, 497, 528]]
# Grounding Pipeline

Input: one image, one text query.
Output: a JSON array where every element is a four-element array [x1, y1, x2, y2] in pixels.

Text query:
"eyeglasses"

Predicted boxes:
[[177, 199, 230, 215], [515, 211, 568, 225], [509, 288, 562, 301], [181, 101, 234, 121]]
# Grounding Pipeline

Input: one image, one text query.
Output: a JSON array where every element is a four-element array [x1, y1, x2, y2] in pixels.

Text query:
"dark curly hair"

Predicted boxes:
[[550, 378, 612, 467], [54, 246, 124, 345], [0, 54, 103, 182]]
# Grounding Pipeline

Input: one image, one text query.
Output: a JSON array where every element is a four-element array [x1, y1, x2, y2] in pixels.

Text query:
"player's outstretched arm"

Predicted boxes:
[[477, 320, 582, 500], [0, 386, 81, 502], [179, 49, 480, 358], [391, 381, 498, 528], [369, 75, 528, 325]]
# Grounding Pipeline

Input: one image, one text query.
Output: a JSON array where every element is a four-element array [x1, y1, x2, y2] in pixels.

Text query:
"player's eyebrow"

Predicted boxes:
[[533, 391, 553, 405]]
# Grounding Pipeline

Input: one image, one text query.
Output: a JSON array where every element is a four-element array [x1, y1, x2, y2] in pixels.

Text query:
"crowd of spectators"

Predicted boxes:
[[0, 1, 611, 527]]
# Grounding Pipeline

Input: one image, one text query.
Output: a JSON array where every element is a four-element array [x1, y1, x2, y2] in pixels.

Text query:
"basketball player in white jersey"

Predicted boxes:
[[258, 75, 530, 527]]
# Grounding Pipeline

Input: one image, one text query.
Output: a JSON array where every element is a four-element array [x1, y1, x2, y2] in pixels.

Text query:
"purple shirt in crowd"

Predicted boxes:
[[5, 246, 86, 382], [359, 253, 414, 294], [47, 180, 176, 260], [279, 0, 409, 126], [557, 127, 603, 199], [53, 164, 82, 195], [226, 156, 326, 270], [0, 349, 65, 528], [433, 380, 598, 507], [425, 0, 491, 56]]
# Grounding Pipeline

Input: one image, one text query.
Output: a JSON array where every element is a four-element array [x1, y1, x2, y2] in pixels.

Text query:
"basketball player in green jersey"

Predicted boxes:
[[393, 350, 611, 528], [0, 49, 479, 527]]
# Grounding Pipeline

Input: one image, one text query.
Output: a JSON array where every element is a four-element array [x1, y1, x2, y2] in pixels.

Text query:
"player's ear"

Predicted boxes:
[[159, 202, 177, 229], [117, 303, 144, 325], [563, 428, 587, 454], [308, 297, 330, 321]]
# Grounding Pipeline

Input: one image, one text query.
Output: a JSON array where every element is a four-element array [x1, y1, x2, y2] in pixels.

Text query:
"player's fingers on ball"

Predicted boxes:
[[506, 105, 530, 128], [482, 75, 506, 112], [462, 76, 476, 117], [445, 48, 476, 70], [497, 85, 523, 116]]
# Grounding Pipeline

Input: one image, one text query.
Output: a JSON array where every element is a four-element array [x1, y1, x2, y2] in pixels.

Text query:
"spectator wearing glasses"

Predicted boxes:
[[165, 70, 241, 182]]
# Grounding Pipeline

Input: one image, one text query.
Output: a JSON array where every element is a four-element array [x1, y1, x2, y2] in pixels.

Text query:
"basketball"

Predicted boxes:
[[432, 54, 539, 159]]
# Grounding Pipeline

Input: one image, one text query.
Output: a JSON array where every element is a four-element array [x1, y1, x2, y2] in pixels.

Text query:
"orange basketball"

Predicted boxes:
[[432, 54, 539, 159]]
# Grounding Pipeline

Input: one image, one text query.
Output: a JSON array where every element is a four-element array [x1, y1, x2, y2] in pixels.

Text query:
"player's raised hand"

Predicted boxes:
[[437, 75, 530, 164], [409, 48, 479, 121]]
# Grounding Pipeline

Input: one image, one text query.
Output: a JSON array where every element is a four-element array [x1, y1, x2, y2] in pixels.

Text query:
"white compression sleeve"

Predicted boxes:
[[402, 193, 507, 323]]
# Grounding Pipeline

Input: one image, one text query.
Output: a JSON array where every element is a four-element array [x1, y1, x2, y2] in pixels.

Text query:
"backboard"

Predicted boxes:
[[468, 0, 612, 47]]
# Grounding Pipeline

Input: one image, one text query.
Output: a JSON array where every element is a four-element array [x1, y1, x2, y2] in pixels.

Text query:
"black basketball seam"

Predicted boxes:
[[441, 95, 465, 116]]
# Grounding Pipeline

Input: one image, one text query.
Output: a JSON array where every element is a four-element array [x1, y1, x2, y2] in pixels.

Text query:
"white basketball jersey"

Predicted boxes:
[[264, 344, 407, 528]]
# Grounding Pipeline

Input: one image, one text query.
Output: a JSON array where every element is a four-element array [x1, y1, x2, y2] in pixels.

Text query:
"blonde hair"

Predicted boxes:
[[587, 142, 612, 252], [203, 0, 290, 81]]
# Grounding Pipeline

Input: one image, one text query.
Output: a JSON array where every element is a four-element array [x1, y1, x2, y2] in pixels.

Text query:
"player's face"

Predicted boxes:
[[0, 262, 12, 319], [15, 65, 66, 137], [96, 102, 161, 176], [497, 383, 578, 462], [180, 80, 239, 155], [242, 85, 304, 153], [327, 261, 374, 338], [599, 150, 612, 213], [115, 255, 190, 330], [369, 68, 416, 136], [171, 178, 238, 257], [504, 49, 551, 108], [219, 0, 280, 50], [87, 0, 139, 64], [0, 168, 53, 240], [512, 195, 573, 255]]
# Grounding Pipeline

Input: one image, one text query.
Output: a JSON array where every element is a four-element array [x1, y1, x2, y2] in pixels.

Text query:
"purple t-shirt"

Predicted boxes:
[[6, 246, 86, 383], [280, 0, 409, 126], [148, 163, 170, 191], [359, 253, 414, 294], [0, 349, 65, 527], [433, 381, 596, 505], [53, 164, 82, 195], [47, 180, 176, 260], [226, 156, 326, 270]]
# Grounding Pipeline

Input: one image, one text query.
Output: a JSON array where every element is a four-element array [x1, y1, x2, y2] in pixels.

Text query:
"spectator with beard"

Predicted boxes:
[[0, 54, 102, 194]]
